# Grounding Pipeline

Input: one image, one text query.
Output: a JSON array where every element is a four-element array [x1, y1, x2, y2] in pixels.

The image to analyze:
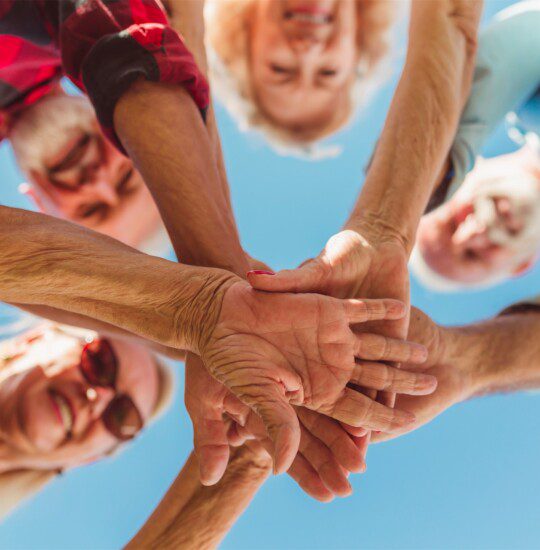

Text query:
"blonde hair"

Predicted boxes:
[[0, 333, 176, 523], [206, 0, 400, 158]]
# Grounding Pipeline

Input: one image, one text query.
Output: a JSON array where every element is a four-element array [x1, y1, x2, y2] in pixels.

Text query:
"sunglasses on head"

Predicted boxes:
[[79, 338, 144, 441]]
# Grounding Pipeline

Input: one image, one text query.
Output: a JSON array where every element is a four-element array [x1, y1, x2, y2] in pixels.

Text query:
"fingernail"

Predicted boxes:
[[361, 463, 367, 473], [247, 270, 275, 276], [374, 431, 381, 435]]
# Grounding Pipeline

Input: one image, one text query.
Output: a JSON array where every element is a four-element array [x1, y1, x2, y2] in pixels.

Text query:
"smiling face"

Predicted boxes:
[[0, 326, 159, 472], [9, 93, 165, 251], [417, 148, 540, 285], [207, 0, 394, 150], [250, 0, 357, 136]]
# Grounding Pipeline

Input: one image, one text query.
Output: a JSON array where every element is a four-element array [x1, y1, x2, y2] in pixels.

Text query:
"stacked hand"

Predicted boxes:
[[372, 307, 476, 443], [184, 262, 437, 499], [248, 229, 410, 415]]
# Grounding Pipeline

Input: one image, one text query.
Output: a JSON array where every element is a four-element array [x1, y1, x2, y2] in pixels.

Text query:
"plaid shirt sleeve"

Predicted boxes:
[[55, 0, 209, 151], [0, 0, 63, 140]]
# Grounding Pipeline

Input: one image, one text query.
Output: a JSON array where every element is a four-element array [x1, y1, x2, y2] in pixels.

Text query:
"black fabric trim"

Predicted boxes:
[[81, 32, 160, 129]]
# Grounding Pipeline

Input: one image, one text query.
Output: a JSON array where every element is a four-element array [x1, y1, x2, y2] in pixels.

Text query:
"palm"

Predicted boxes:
[[199, 282, 431, 472], [203, 282, 357, 413]]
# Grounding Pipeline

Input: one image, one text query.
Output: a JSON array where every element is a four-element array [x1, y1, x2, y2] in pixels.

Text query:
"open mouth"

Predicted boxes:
[[284, 11, 332, 24], [48, 389, 75, 435]]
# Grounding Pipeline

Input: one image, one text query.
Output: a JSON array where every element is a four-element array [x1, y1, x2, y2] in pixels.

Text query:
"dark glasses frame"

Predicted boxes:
[[79, 338, 144, 441]]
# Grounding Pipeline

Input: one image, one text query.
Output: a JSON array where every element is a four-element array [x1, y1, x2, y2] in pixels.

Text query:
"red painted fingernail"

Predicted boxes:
[[247, 270, 275, 276], [374, 431, 381, 435]]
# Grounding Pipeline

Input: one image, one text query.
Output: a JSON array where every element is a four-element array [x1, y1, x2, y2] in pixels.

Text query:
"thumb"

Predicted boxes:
[[247, 259, 326, 293], [251, 387, 301, 475], [190, 408, 231, 486]]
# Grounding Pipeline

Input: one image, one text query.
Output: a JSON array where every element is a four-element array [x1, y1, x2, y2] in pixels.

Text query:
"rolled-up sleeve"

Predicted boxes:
[[57, 0, 209, 151], [446, 2, 540, 200]]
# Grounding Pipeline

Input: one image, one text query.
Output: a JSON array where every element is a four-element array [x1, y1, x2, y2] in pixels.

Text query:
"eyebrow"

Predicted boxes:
[[49, 133, 91, 175]]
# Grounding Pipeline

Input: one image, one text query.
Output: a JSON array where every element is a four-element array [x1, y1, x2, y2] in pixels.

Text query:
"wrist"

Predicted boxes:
[[345, 214, 412, 254], [442, 325, 494, 399], [169, 266, 239, 354]]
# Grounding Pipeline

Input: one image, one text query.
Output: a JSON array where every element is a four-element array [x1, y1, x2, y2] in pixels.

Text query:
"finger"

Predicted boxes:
[[340, 422, 368, 438], [298, 409, 365, 473], [351, 362, 437, 395], [226, 420, 255, 447], [248, 386, 301, 475], [247, 259, 326, 294], [191, 415, 230, 486], [298, 424, 352, 497], [351, 432, 370, 470], [354, 333, 427, 364], [344, 299, 406, 324], [329, 388, 416, 432], [287, 453, 335, 502]]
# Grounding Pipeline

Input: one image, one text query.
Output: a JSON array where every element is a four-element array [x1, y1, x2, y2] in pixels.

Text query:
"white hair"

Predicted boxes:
[[8, 93, 95, 177], [409, 245, 506, 293]]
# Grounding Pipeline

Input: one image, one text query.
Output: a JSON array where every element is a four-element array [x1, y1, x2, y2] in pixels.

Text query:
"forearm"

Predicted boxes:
[[11, 304, 186, 361], [0, 207, 235, 353], [166, 0, 245, 269], [114, 80, 248, 276], [346, 0, 481, 252], [126, 447, 271, 549], [444, 309, 540, 396]]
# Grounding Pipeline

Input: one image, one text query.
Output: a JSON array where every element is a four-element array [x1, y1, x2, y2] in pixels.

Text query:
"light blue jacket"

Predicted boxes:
[[447, 0, 540, 199]]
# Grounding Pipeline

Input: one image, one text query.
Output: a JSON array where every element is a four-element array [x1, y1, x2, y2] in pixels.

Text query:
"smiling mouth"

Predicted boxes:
[[48, 389, 75, 435]]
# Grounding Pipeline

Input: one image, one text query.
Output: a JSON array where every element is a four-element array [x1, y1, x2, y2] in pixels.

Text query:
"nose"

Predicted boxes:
[[85, 385, 115, 419], [451, 214, 491, 252], [89, 179, 120, 207], [290, 35, 322, 55]]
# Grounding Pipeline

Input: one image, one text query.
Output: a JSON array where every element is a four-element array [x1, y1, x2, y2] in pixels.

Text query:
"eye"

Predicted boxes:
[[319, 68, 338, 77], [116, 168, 137, 195], [270, 63, 294, 75], [77, 203, 108, 222]]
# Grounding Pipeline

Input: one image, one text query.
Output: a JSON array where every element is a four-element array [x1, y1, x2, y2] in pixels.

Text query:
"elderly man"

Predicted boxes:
[[413, 1, 540, 290]]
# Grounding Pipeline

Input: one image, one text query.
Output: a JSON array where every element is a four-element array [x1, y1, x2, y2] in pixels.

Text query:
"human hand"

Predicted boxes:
[[372, 307, 475, 443], [198, 281, 434, 473], [247, 229, 411, 410], [185, 355, 368, 501]]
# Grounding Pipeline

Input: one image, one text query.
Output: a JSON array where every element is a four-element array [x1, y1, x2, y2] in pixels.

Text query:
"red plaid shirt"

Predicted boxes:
[[0, 0, 209, 150]]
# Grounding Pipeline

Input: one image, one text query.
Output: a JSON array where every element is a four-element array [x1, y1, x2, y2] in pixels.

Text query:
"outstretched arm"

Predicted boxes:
[[373, 302, 540, 442], [127, 447, 272, 550], [348, 0, 482, 249], [0, 206, 236, 354]]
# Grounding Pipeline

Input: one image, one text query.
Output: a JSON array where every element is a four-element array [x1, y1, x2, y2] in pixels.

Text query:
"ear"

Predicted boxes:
[[19, 181, 63, 218], [512, 258, 535, 277]]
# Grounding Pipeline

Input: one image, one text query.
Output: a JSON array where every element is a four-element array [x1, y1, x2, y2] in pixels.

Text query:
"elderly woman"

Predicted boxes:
[[206, 0, 398, 156], [0, 322, 174, 519], [413, 1, 540, 290]]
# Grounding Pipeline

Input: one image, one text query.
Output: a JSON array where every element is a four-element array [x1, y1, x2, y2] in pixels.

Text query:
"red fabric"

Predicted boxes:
[[0, 0, 209, 148]]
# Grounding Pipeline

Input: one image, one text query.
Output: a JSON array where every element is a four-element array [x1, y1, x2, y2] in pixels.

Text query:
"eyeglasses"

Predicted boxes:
[[79, 338, 144, 441]]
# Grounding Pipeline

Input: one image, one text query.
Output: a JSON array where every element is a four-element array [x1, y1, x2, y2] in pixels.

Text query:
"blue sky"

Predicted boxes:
[[1, 1, 539, 548]]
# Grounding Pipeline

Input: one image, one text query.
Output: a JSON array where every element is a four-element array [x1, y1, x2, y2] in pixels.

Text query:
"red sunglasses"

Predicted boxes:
[[79, 338, 144, 441]]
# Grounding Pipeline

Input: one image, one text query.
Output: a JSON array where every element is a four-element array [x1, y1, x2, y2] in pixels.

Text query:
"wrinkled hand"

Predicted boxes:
[[247, 229, 411, 410], [185, 355, 368, 501], [372, 308, 474, 443], [198, 281, 433, 473]]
